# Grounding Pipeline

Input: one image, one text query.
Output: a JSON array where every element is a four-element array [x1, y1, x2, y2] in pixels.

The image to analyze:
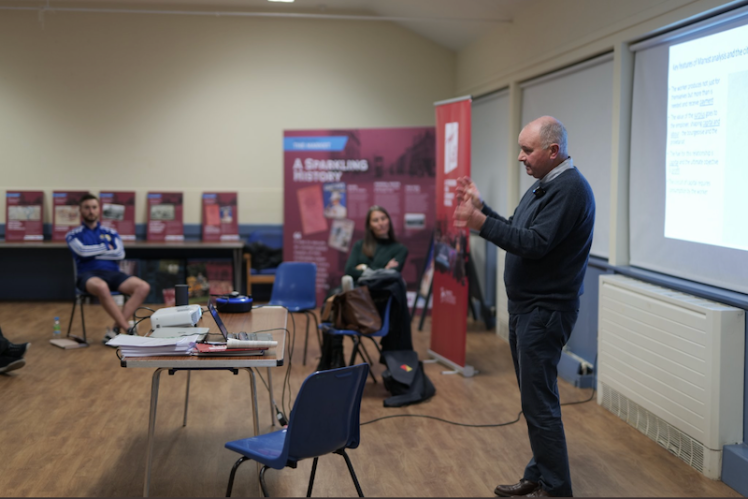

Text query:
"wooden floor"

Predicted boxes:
[[0, 301, 739, 498]]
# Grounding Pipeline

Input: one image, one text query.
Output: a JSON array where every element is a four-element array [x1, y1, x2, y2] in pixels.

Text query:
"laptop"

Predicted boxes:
[[207, 302, 250, 341]]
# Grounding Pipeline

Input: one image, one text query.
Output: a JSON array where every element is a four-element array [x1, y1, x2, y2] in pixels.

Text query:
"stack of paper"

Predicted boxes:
[[106, 334, 201, 357]]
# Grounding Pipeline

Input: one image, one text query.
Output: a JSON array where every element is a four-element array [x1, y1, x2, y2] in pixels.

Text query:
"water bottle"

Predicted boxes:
[[53, 316, 61, 338]]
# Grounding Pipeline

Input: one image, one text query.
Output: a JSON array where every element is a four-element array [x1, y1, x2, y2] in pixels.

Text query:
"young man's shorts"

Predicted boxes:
[[77, 270, 132, 293]]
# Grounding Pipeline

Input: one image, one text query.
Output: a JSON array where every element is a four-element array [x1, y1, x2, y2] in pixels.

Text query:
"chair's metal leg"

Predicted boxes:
[[226, 456, 250, 497], [182, 371, 191, 427], [357, 342, 378, 384], [310, 312, 321, 348], [350, 338, 377, 383], [348, 337, 359, 367], [302, 311, 310, 366], [66, 297, 77, 337], [79, 299, 87, 343], [259, 465, 271, 497], [365, 336, 384, 358], [143, 368, 164, 497], [358, 342, 375, 366], [338, 449, 364, 497], [266, 367, 277, 427], [306, 457, 319, 497]]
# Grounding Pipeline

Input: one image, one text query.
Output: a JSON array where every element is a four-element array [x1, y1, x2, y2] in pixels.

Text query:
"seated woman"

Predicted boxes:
[[343, 206, 408, 285], [318, 206, 410, 371]]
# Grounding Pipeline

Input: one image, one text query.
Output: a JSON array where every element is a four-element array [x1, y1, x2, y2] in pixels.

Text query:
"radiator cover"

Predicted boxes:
[[597, 275, 745, 479]]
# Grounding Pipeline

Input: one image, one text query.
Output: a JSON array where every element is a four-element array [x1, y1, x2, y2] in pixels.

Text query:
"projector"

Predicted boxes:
[[151, 305, 203, 329]]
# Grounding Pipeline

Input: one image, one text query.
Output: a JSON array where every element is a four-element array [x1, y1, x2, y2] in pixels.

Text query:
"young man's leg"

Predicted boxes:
[[118, 276, 151, 325], [85, 277, 131, 331]]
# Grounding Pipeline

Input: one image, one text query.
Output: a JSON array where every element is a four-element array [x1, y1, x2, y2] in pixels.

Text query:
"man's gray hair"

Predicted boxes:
[[539, 119, 568, 156]]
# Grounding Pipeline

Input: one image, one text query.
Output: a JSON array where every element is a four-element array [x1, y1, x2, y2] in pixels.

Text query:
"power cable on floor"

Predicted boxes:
[[360, 388, 597, 427]]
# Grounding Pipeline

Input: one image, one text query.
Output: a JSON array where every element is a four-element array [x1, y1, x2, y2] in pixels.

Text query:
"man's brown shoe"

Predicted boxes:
[[494, 479, 539, 497]]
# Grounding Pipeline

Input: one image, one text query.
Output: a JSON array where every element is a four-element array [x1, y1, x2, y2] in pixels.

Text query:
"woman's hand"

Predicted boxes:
[[355, 264, 368, 271], [385, 258, 399, 270]]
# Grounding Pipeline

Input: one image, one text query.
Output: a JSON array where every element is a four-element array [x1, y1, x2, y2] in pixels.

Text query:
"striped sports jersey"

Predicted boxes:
[[66, 223, 125, 274]]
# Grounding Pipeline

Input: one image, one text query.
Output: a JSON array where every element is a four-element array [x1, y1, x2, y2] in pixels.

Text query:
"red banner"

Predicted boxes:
[[147, 192, 184, 242], [430, 97, 472, 371], [202, 192, 239, 242], [284, 128, 436, 305], [99, 191, 136, 240], [5, 191, 44, 242], [52, 191, 88, 241]]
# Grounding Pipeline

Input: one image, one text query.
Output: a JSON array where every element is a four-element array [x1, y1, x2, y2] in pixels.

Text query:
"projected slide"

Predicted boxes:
[[665, 22, 748, 250]]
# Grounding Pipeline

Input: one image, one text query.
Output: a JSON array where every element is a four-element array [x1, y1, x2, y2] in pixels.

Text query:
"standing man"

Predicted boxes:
[[66, 194, 151, 343], [454, 116, 595, 497]]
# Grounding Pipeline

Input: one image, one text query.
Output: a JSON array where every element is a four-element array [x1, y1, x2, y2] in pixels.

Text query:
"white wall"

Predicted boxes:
[[0, 10, 455, 225]]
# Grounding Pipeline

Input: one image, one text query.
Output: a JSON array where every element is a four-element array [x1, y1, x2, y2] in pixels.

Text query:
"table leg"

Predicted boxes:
[[144, 368, 165, 498], [245, 368, 259, 436], [182, 371, 191, 427], [266, 367, 276, 427]]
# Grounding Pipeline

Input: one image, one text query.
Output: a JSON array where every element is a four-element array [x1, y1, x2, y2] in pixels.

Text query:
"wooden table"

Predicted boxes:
[[120, 306, 288, 497]]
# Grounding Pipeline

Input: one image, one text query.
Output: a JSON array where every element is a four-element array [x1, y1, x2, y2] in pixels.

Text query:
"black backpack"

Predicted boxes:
[[381, 350, 436, 408]]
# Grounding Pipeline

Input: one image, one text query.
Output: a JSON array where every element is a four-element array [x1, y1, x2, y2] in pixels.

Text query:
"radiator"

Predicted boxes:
[[597, 275, 745, 479]]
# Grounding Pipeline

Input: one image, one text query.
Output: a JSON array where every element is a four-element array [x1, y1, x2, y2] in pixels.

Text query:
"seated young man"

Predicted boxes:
[[66, 194, 150, 343]]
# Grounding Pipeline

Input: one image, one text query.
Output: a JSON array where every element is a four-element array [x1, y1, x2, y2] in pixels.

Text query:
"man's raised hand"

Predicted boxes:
[[455, 176, 483, 209]]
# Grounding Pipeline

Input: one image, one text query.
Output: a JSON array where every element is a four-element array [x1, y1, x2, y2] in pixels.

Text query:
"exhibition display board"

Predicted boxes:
[[5, 191, 44, 242], [99, 191, 136, 240], [147, 192, 184, 242], [283, 127, 436, 305], [52, 191, 88, 241], [202, 192, 239, 242]]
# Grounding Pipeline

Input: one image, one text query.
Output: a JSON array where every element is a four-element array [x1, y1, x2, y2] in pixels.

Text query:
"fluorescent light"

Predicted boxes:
[[268, 0, 294, 2]]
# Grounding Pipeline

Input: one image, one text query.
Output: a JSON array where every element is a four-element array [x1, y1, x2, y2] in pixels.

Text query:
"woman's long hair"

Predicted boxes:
[[362, 205, 397, 258]]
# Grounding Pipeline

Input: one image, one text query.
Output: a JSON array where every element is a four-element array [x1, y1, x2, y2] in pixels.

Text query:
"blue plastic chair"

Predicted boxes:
[[224, 364, 369, 497], [268, 262, 319, 366], [320, 297, 392, 384]]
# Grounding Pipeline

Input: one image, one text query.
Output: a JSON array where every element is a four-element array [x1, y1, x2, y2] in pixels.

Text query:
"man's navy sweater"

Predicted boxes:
[[479, 167, 595, 314]]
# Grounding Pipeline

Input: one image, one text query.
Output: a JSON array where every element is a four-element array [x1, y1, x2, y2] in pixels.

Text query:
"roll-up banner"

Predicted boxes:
[[283, 128, 436, 305], [430, 96, 475, 377]]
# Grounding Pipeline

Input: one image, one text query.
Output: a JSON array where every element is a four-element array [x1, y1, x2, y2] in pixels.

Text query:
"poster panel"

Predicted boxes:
[[202, 192, 239, 242], [430, 97, 472, 370], [284, 128, 436, 305], [99, 191, 136, 240], [52, 191, 88, 241], [5, 191, 44, 242], [147, 192, 184, 242]]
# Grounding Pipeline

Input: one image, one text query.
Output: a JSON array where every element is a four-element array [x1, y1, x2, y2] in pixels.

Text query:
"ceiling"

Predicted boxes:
[[0, 0, 536, 51]]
